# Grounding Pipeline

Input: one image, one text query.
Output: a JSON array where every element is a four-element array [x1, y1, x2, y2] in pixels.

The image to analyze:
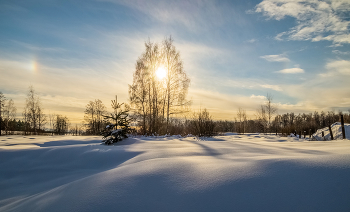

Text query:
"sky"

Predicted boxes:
[[1, 0, 350, 124]]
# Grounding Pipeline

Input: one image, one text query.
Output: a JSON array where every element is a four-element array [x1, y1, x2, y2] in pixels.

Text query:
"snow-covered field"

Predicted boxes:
[[1, 134, 350, 212]]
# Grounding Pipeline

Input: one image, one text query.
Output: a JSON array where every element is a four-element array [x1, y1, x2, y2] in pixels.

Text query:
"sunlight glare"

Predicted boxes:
[[156, 66, 166, 80]]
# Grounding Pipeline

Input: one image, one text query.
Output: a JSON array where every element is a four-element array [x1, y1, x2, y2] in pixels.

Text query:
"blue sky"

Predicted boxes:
[[1, 0, 350, 123]]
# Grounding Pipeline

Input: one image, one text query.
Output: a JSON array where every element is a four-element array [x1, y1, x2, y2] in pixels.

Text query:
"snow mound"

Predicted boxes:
[[313, 122, 350, 141]]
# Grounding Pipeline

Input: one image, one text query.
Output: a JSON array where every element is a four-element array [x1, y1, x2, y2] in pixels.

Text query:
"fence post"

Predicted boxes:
[[309, 129, 311, 138], [341, 115, 346, 139], [328, 125, 333, 140], [322, 131, 324, 140]]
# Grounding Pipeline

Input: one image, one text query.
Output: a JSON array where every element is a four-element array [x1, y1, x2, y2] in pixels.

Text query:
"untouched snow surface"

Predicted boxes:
[[1, 134, 350, 212]]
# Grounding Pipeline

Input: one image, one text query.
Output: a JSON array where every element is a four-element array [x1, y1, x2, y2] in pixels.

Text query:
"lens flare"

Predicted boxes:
[[29, 58, 39, 73], [31, 60, 38, 73]]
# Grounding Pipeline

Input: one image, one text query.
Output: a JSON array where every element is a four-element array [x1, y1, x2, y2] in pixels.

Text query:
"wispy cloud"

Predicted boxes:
[[322, 60, 350, 76], [255, 0, 350, 44], [246, 39, 257, 43], [220, 78, 283, 92], [328, 43, 343, 48], [276, 67, 304, 74], [260, 54, 290, 62], [11, 40, 66, 52], [281, 59, 350, 112], [176, 40, 228, 61], [102, 0, 242, 31], [332, 50, 350, 55], [282, 83, 350, 113], [260, 84, 283, 91], [250, 94, 266, 100]]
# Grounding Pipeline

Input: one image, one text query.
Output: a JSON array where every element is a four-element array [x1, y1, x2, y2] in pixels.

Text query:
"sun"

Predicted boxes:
[[156, 66, 166, 80]]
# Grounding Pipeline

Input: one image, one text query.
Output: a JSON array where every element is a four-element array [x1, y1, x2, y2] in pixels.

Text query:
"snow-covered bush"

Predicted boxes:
[[101, 125, 126, 145]]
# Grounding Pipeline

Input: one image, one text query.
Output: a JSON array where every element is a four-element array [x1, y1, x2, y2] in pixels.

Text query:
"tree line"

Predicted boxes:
[[0, 87, 72, 135], [274, 110, 350, 136], [127, 109, 349, 137], [1, 88, 349, 137]]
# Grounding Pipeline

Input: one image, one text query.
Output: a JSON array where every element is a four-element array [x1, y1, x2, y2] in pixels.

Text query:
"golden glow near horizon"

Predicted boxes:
[[156, 66, 166, 80]]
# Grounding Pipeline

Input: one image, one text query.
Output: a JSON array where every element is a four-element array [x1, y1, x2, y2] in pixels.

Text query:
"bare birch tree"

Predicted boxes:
[[129, 37, 190, 135], [129, 59, 149, 134], [48, 112, 55, 135], [162, 37, 191, 133], [3, 99, 17, 134], [256, 105, 268, 133], [237, 107, 247, 134], [37, 106, 46, 133], [23, 86, 46, 135], [84, 99, 107, 135], [265, 93, 277, 133], [0, 92, 6, 136]]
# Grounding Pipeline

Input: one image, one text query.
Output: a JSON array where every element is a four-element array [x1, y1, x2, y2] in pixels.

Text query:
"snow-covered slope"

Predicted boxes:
[[1, 134, 350, 212], [313, 122, 350, 141]]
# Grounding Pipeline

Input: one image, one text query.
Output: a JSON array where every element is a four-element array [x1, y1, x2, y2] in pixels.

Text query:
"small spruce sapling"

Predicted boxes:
[[101, 99, 132, 144]]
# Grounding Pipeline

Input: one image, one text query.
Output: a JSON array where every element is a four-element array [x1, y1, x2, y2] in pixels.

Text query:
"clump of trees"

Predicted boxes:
[[70, 124, 84, 136], [82, 96, 133, 138], [52, 115, 70, 135], [130, 108, 218, 137], [188, 109, 216, 137], [3, 99, 17, 134], [0, 92, 18, 135], [22, 86, 46, 135], [84, 99, 108, 135], [129, 36, 190, 136]]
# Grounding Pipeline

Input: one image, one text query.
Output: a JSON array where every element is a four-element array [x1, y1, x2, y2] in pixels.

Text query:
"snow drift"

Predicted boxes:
[[1, 134, 350, 212], [313, 122, 350, 141]]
